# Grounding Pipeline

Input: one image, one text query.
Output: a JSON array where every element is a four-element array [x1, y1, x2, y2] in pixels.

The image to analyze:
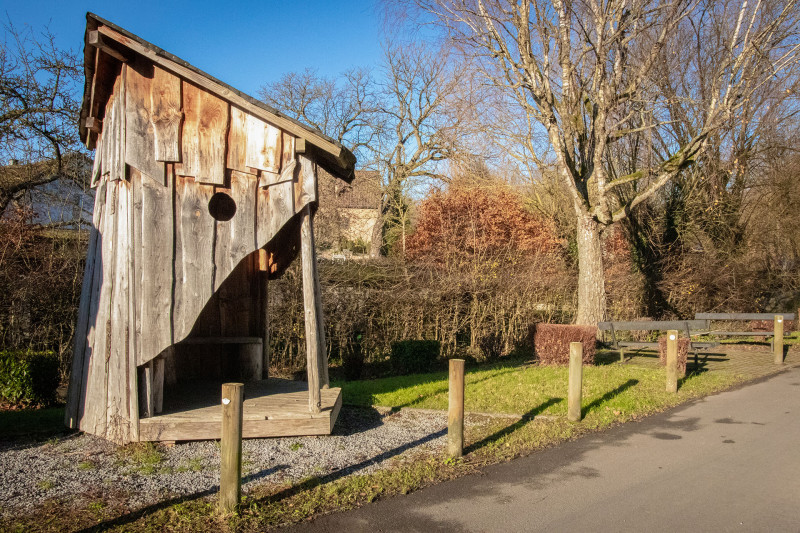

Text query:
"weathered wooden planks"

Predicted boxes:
[[245, 114, 282, 173], [65, 178, 105, 428], [138, 380, 341, 441], [173, 174, 216, 342], [227, 106, 249, 173], [136, 166, 174, 365], [125, 57, 165, 183], [214, 171, 258, 339], [150, 66, 182, 162], [179, 81, 229, 185]]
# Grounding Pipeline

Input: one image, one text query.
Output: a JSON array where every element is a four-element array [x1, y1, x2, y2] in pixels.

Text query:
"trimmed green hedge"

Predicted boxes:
[[0, 351, 60, 407], [390, 340, 441, 373]]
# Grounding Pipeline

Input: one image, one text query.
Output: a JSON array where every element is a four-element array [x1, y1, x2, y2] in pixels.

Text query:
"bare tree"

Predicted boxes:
[[259, 67, 380, 164], [416, 0, 800, 323], [0, 22, 87, 217]]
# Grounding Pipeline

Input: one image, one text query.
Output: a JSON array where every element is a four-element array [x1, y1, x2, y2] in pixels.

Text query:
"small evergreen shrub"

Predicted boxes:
[[0, 351, 60, 406], [532, 324, 596, 365], [658, 336, 691, 375], [390, 340, 441, 374]]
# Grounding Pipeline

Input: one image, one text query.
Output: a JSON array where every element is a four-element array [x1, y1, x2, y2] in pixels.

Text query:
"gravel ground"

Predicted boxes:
[[0, 407, 490, 515]]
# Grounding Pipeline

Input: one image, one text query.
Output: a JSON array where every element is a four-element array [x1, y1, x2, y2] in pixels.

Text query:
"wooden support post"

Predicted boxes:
[[448, 359, 465, 459], [568, 342, 583, 422], [774, 315, 784, 365], [220, 383, 243, 513], [260, 272, 270, 380], [666, 330, 679, 393], [153, 357, 164, 414], [300, 206, 321, 413], [619, 348, 625, 363]]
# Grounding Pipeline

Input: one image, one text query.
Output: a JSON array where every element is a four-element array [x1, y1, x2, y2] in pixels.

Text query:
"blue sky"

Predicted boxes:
[[1, 0, 384, 96]]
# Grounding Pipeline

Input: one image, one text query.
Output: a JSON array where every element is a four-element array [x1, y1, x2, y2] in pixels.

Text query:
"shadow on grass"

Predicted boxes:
[[77, 427, 446, 532], [464, 397, 562, 454], [75, 464, 289, 533], [0, 406, 71, 442], [582, 379, 639, 418]]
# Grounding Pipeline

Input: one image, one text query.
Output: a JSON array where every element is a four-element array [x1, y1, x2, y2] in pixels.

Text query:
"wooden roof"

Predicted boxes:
[[79, 13, 355, 181]]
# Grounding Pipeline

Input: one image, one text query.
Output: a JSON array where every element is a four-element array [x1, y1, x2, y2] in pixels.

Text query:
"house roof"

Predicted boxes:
[[318, 169, 382, 210], [79, 13, 355, 180]]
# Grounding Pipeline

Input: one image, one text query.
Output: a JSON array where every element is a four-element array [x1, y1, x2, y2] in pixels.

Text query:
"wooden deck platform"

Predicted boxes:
[[138, 379, 342, 442]]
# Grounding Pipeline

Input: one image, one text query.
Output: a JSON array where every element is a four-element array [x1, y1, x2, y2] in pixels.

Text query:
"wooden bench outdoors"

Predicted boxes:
[[597, 320, 718, 363], [695, 313, 795, 350]]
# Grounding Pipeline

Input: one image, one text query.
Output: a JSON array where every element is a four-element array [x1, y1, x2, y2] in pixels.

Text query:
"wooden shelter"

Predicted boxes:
[[64, 14, 355, 444]]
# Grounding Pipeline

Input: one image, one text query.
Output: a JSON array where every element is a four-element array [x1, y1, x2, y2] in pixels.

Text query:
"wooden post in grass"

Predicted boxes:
[[448, 359, 465, 458], [568, 342, 583, 422], [666, 331, 678, 393], [774, 315, 784, 365], [220, 383, 243, 513]]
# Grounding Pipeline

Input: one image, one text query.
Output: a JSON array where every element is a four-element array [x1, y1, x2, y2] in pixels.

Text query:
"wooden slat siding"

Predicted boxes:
[[179, 80, 228, 185], [227, 106, 249, 173], [74, 178, 109, 428], [107, 179, 133, 443], [140, 362, 154, 418], [215, 171, 257, 338], [125, 57, 165, 183], [112, 68, 127, 182], [82, 181, 119, 437], [172, 175, 216, 342], [95, 24, 351, 171], [150, 66, 182, 162], [137, 164, 174, 366], [695, 313, 796, 321], [245, 114, 282, 173], [255, 186, 271, 248], [65, 179, 106, 428], [597, 320, 707, 331], [126, 169, 140, 442], [130, 170, 144, 433], [99, 93, 114, 179], [90, 133, 103, 187], [300, 205, 322, 413], [268, 165, 296, 241]]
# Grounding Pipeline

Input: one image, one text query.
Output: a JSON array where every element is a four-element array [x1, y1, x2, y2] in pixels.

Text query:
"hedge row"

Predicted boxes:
[[0, 351, 60, 407], [532, 324, 597, 366]]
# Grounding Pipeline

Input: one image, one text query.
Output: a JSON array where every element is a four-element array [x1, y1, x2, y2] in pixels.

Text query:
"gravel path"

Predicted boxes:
[[0, 407, 490, 515]]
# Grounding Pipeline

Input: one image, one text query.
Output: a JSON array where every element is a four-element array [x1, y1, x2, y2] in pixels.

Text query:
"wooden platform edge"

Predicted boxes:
[[138, 388, 343, 442]]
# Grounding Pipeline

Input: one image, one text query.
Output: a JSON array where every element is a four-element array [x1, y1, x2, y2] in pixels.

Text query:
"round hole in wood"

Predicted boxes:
[[208, 192, 237, 221]]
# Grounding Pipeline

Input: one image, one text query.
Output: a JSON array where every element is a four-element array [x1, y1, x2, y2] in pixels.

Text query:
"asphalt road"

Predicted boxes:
[[293, 366, 800, 532]]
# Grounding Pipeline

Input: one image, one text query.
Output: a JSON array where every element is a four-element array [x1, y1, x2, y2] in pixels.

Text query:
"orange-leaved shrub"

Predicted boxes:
[[532, 324, 596, 366], [407, 182, 561, 262]]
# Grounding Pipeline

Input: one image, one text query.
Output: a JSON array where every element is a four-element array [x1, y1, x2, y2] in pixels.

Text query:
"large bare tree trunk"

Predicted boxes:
[[575, 212, 606, 325]]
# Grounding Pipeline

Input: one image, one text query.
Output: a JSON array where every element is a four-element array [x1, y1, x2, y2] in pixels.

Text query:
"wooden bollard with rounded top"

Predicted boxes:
[[220, 383, 243, 513], [448, 358, 465, 458], [568, 342, 583, 422], [774, 315, 784, 365], [666, 330, 678, 393]]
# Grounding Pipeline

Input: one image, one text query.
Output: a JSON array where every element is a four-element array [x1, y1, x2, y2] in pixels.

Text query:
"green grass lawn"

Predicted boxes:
[[337, 357, 744, 429]]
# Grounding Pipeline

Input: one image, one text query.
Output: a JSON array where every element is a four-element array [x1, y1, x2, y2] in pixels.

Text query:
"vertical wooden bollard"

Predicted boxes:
[[568, 342, 583, 422], [448, 359, 465, 459], [774, 315, 784, 365], [220, 383, 243, 513], [666, 330, 678, 393]]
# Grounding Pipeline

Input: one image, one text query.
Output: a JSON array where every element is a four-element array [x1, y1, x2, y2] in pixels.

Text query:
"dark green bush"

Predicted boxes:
[[390, 340, 441, 374], [0, 351, 60, 406]]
